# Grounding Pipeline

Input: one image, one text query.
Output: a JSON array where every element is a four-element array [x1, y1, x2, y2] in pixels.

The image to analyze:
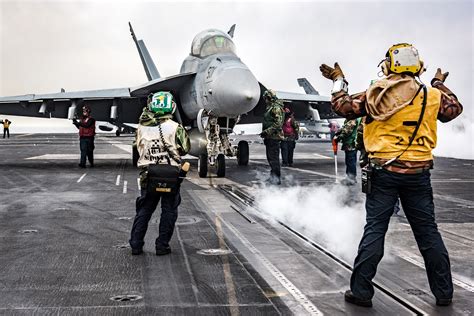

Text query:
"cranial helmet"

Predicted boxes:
[[82, 105, 91, 113], [148, 91, 176, 115], [263, 89, 277, 101], [380, 43, 425, 76]]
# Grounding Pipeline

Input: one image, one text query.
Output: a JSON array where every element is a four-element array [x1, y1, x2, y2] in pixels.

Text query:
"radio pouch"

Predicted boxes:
[[147, 164, 180, 193]]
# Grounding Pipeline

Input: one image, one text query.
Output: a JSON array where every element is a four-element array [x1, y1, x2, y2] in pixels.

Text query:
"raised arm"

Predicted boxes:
[[320, 63, 367, 119], [430, 68, 463, 122]]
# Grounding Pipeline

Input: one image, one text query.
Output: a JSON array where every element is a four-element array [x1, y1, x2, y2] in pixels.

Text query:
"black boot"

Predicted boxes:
[[344, 290, 372, 307], [436, 298, 452, 306], [156, 246, 171, 256], [131, 248, 143, 255]]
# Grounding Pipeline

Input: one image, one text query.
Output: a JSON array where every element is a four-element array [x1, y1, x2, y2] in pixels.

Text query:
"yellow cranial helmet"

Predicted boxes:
[[381, 43, 424, 76]]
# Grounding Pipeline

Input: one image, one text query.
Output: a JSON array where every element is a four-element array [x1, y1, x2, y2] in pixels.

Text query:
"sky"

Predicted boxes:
[[0, 0, 473, 158]]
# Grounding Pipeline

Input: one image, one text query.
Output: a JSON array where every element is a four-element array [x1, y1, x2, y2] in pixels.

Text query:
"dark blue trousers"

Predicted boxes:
[[129, 188, 181, 250], [351, 169, 453, 301], [264, 139, 281, 180], [280, 140, 296, 165], [79, 137, 94, 166], [344, 150, 357, 179]]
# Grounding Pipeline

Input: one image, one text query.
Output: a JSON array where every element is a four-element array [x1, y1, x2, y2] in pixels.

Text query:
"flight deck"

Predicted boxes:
[[0, 134, 472, 315]]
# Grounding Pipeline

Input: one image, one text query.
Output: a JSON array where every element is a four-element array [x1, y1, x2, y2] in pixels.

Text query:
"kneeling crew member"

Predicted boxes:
[[73, 105, 95, 168], [129, 91, 190, 256], [320, 43, 463, 307]]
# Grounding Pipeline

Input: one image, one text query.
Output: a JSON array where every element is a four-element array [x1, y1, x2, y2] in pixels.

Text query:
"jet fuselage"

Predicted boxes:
[[178, 29, 260, 120]]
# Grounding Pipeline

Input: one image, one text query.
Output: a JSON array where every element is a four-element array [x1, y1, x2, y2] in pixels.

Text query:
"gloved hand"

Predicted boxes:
[[320, 62, 345, 81], [72, 118, 78, 126], [431, 68, 449, 86], [259, 131, 267, 138]]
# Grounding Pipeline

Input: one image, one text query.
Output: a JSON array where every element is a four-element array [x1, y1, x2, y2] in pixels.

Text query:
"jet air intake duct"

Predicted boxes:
[[188, 128, 208, 157]]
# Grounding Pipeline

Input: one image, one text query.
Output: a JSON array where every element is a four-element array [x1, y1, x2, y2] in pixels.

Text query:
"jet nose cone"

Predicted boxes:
[[212, 67, 260, 117]]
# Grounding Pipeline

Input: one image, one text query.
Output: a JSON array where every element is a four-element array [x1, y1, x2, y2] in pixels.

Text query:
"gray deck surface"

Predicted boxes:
[[0, 134, 472, 315]]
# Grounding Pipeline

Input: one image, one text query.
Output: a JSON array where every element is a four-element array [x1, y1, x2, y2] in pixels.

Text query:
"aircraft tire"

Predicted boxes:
[[116, 129, 121, 137], [216, 154, 226, 177], [237, 141, 249, 166], [198, 154, 208, 178]]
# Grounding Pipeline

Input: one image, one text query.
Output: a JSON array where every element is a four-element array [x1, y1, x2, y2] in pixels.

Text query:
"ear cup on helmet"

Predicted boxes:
[[417, 60, 426, 76], [381, 60, 390, 76], [171, 101, 177, 114]]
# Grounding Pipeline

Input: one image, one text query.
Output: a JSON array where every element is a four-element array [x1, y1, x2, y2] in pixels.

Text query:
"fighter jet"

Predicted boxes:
[[294, 77, 332, 139], [0, 23, 336, 177]]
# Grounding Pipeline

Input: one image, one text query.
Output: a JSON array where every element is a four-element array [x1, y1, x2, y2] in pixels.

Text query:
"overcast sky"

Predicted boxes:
[[0, 0, 473, 157]]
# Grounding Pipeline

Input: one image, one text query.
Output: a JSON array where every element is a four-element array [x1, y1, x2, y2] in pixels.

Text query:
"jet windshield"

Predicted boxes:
[[191, 30, 236, 58], [199, 36, 235, 57]]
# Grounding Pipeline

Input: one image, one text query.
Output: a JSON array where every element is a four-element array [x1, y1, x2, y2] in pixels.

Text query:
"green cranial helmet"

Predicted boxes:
[[263, 89, 278, 101], [148, 91, 176, 115]]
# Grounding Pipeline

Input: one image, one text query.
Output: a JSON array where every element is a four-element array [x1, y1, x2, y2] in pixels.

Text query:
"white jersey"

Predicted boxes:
[[136, 119, 181, 168]]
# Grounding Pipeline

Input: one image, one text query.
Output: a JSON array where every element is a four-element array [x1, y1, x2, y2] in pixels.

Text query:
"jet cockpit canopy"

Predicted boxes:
[[191, 29, 236, 58]]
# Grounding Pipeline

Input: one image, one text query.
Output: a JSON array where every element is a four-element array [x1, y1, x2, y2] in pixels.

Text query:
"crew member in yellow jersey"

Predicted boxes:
[[2, 119, 11, 138], [320, 43, 463, 308]]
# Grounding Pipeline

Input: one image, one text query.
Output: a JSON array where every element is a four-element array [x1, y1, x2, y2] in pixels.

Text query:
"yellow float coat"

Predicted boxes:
[[364, 87, 441, 161]]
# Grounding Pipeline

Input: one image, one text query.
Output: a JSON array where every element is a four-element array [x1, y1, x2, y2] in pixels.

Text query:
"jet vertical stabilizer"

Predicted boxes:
[[297, 78, 319, 95], [227, 24, 236, 38], [129, 22, 161, 81]]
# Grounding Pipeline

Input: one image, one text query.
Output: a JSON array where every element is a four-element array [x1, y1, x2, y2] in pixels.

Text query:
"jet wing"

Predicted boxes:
[[0, 72, 196, 124], [275, 91, 337, 121], [0, 88, 138, 122], [130, 72, 196, 97], [238, 85, 338, 124]]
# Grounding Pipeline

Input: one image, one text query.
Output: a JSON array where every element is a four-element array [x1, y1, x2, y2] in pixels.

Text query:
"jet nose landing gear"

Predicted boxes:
[[236, 140, 249, 166], [198, 153, 208, 178], [197, 109, 249, 178], [197, 153, 226, 178], [216, 154, 226, 177]]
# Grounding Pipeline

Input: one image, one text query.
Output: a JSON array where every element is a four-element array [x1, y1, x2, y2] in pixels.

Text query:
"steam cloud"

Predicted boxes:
[[251, 179, 366, 261], [434, 117, 474, 160]]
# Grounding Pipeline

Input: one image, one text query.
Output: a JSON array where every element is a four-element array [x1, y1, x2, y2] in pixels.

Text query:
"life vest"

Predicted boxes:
[[262, 103, 284, 140], [3, 121, 10, 129], [341, 118, 361, 148], [79, 117, 95, 137], [364, 87, 441, 161], [136, 119, 181, 168], [282, 117, 296, 136]]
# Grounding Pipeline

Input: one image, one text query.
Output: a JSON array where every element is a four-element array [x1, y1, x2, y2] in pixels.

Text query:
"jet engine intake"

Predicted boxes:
[[188, 128, 208, 157]]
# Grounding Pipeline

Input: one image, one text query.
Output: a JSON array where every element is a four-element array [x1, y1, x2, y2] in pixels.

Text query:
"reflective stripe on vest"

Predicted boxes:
[[136, 119, 180, 168], [364, 87, 441, 161]]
